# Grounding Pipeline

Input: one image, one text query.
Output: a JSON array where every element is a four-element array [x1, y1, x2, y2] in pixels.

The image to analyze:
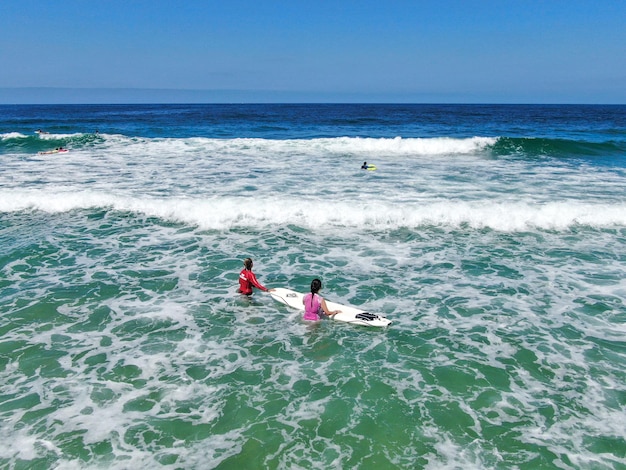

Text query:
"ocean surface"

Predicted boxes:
[[1, 103, 626, 469]]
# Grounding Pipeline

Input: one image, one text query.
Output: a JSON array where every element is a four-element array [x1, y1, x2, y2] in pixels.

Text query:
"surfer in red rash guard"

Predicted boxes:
[[238, 258, 274, 295]]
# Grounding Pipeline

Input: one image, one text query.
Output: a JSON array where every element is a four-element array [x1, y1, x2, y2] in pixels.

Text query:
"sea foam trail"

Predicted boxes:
[[2, 190, 625, 231]]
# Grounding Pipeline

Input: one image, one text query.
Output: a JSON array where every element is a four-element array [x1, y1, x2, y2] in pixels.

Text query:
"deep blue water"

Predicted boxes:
[[2, 103, 626, 140]]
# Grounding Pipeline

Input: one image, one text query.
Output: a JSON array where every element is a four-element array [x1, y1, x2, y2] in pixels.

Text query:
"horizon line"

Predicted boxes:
[[0, 87, 623, 106]]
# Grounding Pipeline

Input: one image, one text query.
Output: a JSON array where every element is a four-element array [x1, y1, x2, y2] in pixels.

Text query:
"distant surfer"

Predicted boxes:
[[238, 258, 274, 295], [35, 129, 49, 135], [361, 162, 369, 169], [302, 279, 340, 321], [38, 147, 68, 155]]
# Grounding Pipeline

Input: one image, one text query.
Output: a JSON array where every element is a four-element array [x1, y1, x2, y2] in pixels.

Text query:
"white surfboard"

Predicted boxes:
[[270, 287, 391, 328]]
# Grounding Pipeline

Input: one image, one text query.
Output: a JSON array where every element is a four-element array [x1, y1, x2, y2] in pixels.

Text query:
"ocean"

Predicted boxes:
[[1, 104, 625, 469]]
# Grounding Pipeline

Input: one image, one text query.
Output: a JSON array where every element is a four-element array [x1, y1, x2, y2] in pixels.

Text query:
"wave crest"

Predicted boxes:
[[2, 190, 625, 232]]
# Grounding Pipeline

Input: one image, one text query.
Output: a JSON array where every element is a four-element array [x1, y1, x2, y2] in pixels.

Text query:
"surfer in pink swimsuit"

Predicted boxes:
[[302, 279, 340, 321]]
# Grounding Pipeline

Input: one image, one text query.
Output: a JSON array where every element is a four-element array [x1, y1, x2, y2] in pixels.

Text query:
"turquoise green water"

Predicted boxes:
[[2, 209, 625, 468]]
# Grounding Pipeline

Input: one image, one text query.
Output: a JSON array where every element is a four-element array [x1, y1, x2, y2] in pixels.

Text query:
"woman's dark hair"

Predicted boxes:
[[310, 278, 322, 307], [243, 258, 253, 270]]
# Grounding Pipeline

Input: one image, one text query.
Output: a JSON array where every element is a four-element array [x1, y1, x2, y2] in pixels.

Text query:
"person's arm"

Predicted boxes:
[[247, 271, 269, 292], [320, 298, 340, 316]]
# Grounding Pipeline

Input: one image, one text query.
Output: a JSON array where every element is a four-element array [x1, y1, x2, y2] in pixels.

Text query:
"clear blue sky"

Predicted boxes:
[[1, 0, 624, 103]]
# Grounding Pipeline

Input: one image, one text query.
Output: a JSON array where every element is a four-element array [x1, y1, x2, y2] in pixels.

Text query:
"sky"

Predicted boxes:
[[0, 0, 625, 104]]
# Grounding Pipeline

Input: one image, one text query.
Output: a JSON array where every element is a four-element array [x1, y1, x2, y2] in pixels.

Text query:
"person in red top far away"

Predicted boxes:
[[238, 258, 275, 295]]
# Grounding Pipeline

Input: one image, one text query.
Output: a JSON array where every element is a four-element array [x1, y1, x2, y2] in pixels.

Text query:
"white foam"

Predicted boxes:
[[0, 132, 27, 140], [1, 189, 625, 232], [95, 134, 497, 156], [2, 134, 624, 229], [313, 135, 497, 155], [36, 132, 83, 140]]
